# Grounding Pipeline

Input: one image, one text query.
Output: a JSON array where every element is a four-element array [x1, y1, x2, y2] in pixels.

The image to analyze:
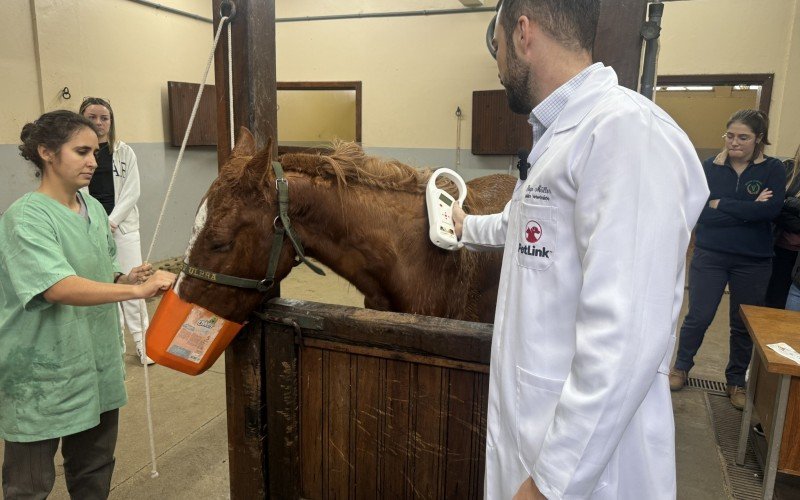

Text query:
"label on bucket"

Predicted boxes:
[[166, 307, 225, 363]]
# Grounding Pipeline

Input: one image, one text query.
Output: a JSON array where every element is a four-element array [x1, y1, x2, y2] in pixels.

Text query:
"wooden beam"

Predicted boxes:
[[593, 0, 649, 92], [212, 1, 277, 498]]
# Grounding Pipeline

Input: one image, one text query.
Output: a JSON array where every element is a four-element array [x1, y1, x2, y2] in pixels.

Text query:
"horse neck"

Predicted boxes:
[[286, 175, 437, 308]]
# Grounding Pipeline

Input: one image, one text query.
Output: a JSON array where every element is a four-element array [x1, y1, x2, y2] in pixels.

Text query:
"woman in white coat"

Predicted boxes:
[[452, 1, 709, 498], [80, 97, 153, 365]]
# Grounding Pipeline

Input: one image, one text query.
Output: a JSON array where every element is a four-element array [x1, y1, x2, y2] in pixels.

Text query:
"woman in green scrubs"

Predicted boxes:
[[0, 110, 176, 499]]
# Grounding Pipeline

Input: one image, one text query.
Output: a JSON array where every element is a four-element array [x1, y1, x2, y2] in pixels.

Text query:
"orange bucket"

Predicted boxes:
[[145, 288, 243, 375]]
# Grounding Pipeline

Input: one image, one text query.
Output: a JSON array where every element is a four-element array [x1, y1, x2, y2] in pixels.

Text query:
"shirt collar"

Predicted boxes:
[[528, 62, 604, 131]]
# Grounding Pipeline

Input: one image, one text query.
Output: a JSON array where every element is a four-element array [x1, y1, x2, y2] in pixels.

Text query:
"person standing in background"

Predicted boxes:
[[80, 97, 153, 365], [765, 145, 800, 308], [670, 110, 786, 410]]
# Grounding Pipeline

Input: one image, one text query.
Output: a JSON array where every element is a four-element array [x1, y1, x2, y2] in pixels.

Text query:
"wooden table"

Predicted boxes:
[[737, 305, 800, 500]]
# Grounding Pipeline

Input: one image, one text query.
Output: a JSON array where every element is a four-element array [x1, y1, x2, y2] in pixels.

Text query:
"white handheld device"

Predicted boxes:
[[426, 168, 468, 251]]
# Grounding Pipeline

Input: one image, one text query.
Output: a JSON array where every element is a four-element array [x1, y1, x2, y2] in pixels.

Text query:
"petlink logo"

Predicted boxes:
[[518, 243, 552, 258], [525, 220, 543, 243]]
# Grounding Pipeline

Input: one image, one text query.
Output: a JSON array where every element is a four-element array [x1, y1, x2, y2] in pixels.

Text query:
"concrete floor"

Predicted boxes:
[[0, 269, 756, 499]]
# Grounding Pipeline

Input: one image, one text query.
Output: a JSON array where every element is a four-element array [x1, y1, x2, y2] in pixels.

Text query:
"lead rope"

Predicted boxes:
[[131, 13, 235, 480]]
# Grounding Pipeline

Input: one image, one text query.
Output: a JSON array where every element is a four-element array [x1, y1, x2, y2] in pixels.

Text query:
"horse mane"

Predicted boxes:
[[278, 141, 431, 195]]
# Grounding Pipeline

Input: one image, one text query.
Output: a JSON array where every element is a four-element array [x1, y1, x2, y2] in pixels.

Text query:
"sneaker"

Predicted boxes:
[[727, 385, 746, 410], [135, 343, 155, 366], [669, 368, 687, 392]]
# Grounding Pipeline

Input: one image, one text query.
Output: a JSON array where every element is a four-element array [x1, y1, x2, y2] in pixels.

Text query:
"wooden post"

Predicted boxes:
[[212, 1, 279, 498], [593, 0, 649, 91]]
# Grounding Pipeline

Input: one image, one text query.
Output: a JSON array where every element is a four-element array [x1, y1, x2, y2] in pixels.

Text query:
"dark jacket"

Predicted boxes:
[[695, 154, 786, 258], [775, 159, 800, 234]]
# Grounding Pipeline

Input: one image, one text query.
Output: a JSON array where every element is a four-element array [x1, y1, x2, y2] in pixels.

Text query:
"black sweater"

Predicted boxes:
[[695, 155, 785, 258]]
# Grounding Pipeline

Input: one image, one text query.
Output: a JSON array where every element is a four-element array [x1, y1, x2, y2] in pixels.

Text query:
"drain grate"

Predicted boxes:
[[707, 393, 763, 499], [687, 376, 727, 394]]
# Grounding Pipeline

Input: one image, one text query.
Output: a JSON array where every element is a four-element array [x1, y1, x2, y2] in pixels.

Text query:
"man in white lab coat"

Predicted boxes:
[[452, 1, 709, 498]]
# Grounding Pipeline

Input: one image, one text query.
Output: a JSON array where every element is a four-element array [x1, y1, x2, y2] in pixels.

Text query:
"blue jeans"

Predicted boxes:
[[786, 283, 800, 311], [674, 248, 772, 387]]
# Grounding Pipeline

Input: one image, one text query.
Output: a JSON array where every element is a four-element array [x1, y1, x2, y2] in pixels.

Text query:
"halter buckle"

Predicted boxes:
[[256, 278, 274, 292]]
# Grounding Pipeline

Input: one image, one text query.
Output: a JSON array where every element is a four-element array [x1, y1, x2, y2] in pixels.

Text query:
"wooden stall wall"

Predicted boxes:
[[260, 299, 493, 499]]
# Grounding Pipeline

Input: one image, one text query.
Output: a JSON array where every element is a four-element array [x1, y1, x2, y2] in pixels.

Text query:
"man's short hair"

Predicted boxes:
[[497, 0, 600, 53]]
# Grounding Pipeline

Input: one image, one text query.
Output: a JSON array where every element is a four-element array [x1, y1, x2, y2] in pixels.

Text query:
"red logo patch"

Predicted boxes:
[[525, 221, 542, 243]]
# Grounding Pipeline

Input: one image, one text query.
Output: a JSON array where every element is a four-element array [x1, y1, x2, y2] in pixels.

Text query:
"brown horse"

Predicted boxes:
[[176, 128, 515, 324]]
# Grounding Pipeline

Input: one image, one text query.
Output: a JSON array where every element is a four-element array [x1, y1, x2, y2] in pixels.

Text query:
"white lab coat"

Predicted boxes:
[[462, 66, 709, 499]]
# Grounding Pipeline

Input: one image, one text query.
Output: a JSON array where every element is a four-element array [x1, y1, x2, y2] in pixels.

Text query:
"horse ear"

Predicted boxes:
[[231, 127, 256, 158], [247, 136, 275, 173]]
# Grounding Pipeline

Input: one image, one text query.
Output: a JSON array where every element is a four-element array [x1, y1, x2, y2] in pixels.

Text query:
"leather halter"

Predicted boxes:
[[181, 161, 325, 292]]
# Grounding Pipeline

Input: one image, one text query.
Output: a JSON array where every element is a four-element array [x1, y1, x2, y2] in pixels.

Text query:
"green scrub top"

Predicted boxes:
[[0, 192, 127, 442]]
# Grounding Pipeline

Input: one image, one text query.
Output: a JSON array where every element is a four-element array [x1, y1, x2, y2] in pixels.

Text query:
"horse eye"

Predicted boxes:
[[209, 241, 233, 253]]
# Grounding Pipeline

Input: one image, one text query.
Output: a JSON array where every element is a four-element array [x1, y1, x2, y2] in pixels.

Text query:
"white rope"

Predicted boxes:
[[228, 21, 235, 149], [137, 14, 233, 480]]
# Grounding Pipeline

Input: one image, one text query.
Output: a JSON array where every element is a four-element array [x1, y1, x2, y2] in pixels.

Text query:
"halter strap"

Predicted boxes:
[[181, 160, 325, 292]]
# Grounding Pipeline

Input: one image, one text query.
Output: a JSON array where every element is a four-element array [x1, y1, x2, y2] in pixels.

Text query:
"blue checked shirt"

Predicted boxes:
[[528, 62, 604, 148]]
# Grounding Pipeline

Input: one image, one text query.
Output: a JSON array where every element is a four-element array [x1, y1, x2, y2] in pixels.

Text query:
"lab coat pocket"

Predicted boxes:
[[514, 203, 557, 271], [515, 366, 566, 476]]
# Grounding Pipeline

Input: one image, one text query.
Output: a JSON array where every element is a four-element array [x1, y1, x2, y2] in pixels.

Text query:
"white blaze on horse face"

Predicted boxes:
[[175, 199, 209, 296]]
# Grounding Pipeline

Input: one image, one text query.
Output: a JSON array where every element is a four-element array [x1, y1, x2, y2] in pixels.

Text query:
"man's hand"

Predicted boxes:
[[110, 222, 118, 233], [513, 476, 547, 500], [452, 203, 466, 239]]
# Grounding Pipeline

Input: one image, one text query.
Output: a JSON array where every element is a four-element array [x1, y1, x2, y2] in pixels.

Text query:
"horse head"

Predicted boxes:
[[176, 128, 301, 324]]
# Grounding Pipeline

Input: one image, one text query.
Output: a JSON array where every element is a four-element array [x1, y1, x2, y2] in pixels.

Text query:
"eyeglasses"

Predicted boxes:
[[722, 133, 755, 142]]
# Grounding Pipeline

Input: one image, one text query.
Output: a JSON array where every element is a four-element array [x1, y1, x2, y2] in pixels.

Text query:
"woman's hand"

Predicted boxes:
[[109, 222, 118, 233], [708, 199, 720, 209], [134, 270, 177, 298], [124, 262, 154, 284], [755, 188, 773, 202]]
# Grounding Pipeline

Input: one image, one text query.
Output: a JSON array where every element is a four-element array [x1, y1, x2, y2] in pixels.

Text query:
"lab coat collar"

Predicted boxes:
[[527, 66, 618, 167], [551, 65, 618, 134]]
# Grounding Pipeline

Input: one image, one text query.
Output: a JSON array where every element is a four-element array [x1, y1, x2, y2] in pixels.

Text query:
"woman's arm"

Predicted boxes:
[[43, 270, 175, 306], [714, 164, 786, 221]]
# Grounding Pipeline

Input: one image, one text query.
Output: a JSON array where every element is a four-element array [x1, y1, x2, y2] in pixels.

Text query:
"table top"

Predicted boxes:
[[740, 305, 800, 377]]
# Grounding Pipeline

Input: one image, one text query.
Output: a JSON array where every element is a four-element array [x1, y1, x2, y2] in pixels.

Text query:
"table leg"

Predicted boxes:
[[761, 374, 791, 500], [737, 349, 759, 465]]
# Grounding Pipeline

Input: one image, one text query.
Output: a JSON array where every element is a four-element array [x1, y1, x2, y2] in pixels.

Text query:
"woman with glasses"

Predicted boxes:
[[765, 145, 800, 309], [669, 109, 785, 410], [80, 97, 153, 365]]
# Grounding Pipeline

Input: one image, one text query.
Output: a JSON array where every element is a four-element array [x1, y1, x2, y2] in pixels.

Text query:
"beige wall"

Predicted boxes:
[[278, 90, 357, 143], [658, 0, 800, 156], [0, 0, 215, 144], [656, 88, 758, 150], [1, 0, 799, 154]]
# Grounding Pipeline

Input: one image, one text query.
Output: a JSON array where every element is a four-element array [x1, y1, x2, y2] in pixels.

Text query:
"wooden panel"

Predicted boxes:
[[167, 81, 218, 147], [327, 350, 352, 497], [411, 365, 446, 498], [301, 348, 324, 499], [264, 323, 301, 498], [266, 299, 493, 365], [471, 90, 532, 155], [382, 359, 411, 498], [354, 356, 381, 498], [593, 0, 648, 91], [299, 338, 489, 499], [445, 370, 483, 499], [779, 378, 800, 474], [224, 321, 267, 499]]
